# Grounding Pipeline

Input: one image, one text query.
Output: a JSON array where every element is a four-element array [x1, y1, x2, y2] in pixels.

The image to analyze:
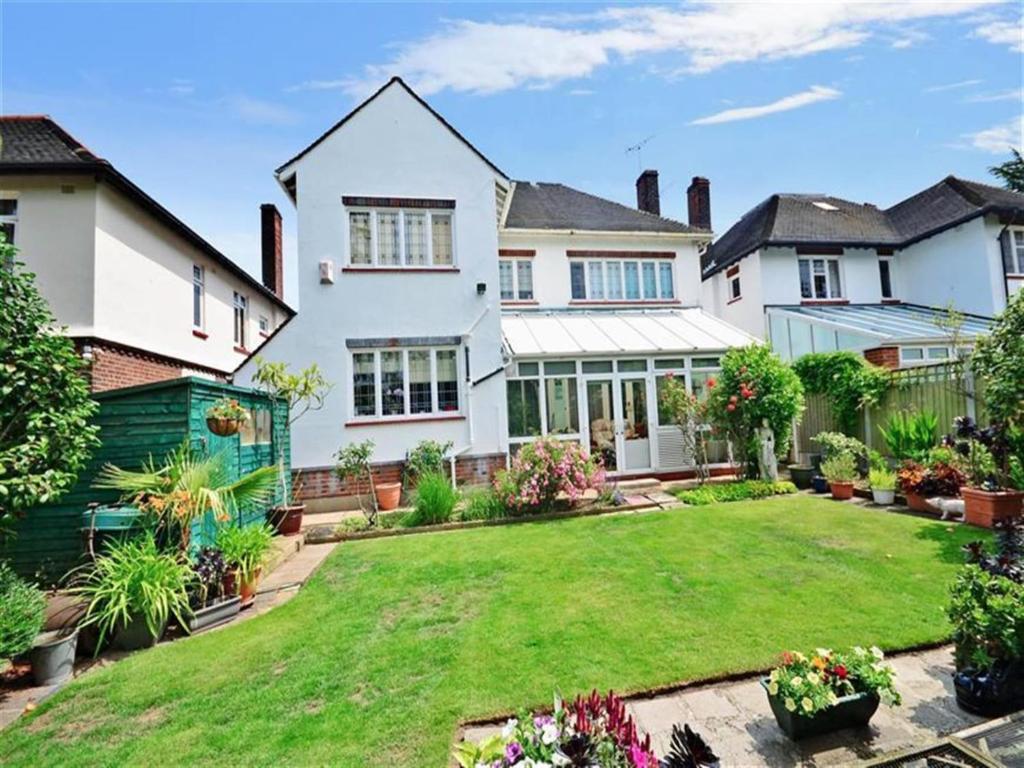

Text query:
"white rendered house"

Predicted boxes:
[[701, 179, 1024, 367], [236, 78, 754, 501], [0, 116, 293, 390]]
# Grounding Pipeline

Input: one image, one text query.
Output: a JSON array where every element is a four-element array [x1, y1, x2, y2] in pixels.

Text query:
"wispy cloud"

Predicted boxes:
[[228, 95, 299, 126], [690, 86, 841, 126], [569, 88, 594, 96], [965, 88, 1023, 103], [301, 1, 997, 97], [924, 79, 984, 93], [973, 19, 1024, 52], [963, 115, 1024, 153], [286, 79, 348, 93]]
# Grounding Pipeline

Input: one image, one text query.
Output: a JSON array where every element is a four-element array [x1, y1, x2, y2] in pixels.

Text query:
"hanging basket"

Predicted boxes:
[[207, 417, 243, 437]]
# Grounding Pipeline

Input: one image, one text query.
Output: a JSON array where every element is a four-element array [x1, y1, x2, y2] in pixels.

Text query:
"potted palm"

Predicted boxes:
[[820, 452, 857, 500], [205, 397, 248, 437], [95, 443, 278, 550], [251, 359, 332, 536], [868, 467, 897, 506], [762, 646, 901, 739], [217, 523, 275, 608], [71, 533, 192, 652], [185, 547, 240, 632]]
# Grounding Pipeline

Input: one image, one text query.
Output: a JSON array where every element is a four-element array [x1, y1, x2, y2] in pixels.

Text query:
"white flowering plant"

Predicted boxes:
[[765, 646, 901, 717]]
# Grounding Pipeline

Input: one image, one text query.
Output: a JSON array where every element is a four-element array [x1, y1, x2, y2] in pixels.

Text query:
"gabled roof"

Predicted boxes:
[[703, 176, 1024, 278], [504, 181, 706, 235], [0, 116, 293, 315], [275, 76, 508, 182]]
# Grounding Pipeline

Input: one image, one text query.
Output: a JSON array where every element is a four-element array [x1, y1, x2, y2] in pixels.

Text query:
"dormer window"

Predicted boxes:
[[798, 256, 842, 300], [343, 197, 455, 269]]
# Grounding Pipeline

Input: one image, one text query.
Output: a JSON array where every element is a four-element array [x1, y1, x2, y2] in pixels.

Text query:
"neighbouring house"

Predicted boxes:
[[235, 77, 753, 504], [700, 177, 1024, 366], [0, 116, 294, 391]]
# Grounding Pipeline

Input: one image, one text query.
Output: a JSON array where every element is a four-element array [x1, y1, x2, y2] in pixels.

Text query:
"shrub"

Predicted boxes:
[[0, 562, 45, 663], [793, 351, 890, 434], [459, 486, 506, 521], [878, 410, 938, 461], [868, 467, 897, 491], [494, 438, 603, 515], [675, 480, 796, 506], [708, 345, 804, 477], [406, 472, 459, 527], [765, 647, 901, 716], [972, 291, 1024, 430], [820, 452, 857, 484], [404, 440, 453, 487], [898, 458, 964, 497], [71, 534, 192, 648], [217, 523, 275, 585], [812, 431, 868, 463]]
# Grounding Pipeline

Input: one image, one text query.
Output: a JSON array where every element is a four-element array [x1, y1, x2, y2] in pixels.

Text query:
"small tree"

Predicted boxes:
[[0, 241, 99, 538], [708, 345, 804, 478], [250, 358, 332, 507], [658, 373, 711, 483], [990, 148, 1024, 193], [335, 440, 378, 526]]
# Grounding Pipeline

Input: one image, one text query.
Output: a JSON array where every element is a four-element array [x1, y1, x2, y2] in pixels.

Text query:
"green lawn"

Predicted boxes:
[[1, 496, 980, 767]]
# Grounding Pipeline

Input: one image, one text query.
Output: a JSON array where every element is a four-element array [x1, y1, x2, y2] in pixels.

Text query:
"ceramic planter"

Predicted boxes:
[[871, 488, 896, 505], [962, 487, 1024, 529], [30, 629, 78, 686], [829, 481, 855, 500], [375, 481, 402, 511], [811, 475, 830, 494], [206, 416, 242, 437], [223, 568, 262, 609], [186, 596, 241, 633], [787, 465, 815, 490], [761, 679, 880, 739], [111, 615, 166, 651], [268, 504, 305, 536], [953, 661, 1024, 716]]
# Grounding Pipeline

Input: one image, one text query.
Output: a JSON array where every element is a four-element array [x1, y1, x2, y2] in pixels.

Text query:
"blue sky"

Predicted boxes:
[[2, 1, 1021, 305]]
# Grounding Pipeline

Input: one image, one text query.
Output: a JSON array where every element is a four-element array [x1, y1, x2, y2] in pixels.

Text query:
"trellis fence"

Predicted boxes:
[[793, 362, 986, 460]]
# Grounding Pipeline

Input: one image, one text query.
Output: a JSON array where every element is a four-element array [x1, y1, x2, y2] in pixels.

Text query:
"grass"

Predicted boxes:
[[0, 496, 982, 767], [675, 479, 797, 505]]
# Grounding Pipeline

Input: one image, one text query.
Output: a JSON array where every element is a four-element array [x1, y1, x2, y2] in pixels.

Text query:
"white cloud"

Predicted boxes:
[[690, 85, 841, 126], [228, 96, 300, 126], [286, 79, 348, 93], [965, 88, 1023, 103], [963, 115, 1024, 153], [569, 88, 595, 96], [924, 78, 984, 93], [322, 1, 996, 97], [973, 19, 1024, 52]]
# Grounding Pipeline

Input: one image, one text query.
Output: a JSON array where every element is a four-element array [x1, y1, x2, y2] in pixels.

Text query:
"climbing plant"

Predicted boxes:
[[792, 351, 890, 434]]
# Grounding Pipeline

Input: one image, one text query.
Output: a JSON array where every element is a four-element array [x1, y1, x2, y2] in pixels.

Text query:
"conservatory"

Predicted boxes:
[[500, 309, 754, 475]]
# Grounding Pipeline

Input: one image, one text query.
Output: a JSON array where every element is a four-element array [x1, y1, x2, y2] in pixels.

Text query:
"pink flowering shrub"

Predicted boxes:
[[494, 438, 604, 515]]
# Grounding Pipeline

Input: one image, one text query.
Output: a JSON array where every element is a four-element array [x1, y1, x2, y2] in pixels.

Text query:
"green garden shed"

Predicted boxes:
[[6, 377, 290, 583]]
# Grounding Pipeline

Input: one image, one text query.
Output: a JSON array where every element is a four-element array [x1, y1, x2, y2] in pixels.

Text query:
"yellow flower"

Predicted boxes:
[[871, 646, 884, 660], [768, 682, 779, 696], [784, 698, 797, 712], [806, 672, 820, 685], [811, 656, 827, 671], [790, 676, 803, 687], [769, 669, 779, 683], [801, 697, 814, 713]]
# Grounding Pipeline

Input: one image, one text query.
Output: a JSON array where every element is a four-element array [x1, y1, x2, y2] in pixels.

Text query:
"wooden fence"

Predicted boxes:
[[793, 362, 986, 460]]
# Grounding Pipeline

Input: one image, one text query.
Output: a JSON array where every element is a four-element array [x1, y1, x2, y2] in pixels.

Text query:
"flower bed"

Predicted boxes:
[[674, 480, 796, 506]]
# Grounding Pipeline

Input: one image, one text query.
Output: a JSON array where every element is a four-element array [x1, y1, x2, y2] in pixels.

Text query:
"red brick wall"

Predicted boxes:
[[863, 346, 900, 369], [79, 340, 223, 393], [293, 453, 508, 500]]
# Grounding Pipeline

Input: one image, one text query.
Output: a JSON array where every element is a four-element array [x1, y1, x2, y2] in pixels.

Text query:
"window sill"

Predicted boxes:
[[259, 331, 270, 339], [345, 414, 466, 427], [192, 329, 208, 340], [502, 300, 539, 306], [727, 296, 742, 305], [341, 266, 460, 274], [799, 299, 849, 306], [881, 298, 902, 304], [568, 299, 681, 306], [1006, 273, 1024, 279], [234, 345, 249, 354]]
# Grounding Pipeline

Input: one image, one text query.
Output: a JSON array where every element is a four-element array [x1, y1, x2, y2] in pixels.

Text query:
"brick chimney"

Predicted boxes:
[[260, 203, 283, 299], [687, 176, 711, 231], [635, 169, 660, 216]]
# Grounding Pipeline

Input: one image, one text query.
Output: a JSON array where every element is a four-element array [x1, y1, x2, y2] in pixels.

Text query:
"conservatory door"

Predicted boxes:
[[586, 379, 617, 472], [619, 378, 651, 471]]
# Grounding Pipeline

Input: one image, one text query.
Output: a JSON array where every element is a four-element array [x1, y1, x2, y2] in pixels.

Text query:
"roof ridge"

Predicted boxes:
[[547, 180, 701, 231]]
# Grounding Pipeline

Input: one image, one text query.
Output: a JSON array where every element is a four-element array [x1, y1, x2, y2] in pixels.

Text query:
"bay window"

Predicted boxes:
[[568, 257, 675, 301], [345, 205, 455, 268], [349, 347, 461, 420], [799, 257, 843, 300]]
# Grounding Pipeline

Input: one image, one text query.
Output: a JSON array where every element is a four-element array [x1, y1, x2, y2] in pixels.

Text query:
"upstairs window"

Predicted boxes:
[[345, 203, 455, 268], [499, 258, 534, 301], [258, 315, 270, 335], [799, 257, 842, 300], [192, 265, 205, 329], [568, 257, 674, 302], [1005, 230, 1024, 274], [0, 199, 17, 244], [727, 266, 741, 301], [233, 292, 248, 348], [878, 257, 894, 299]]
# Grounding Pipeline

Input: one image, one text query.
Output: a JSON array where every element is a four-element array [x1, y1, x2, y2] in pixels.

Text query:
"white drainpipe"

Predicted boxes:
[[449, 301, 493, 486]]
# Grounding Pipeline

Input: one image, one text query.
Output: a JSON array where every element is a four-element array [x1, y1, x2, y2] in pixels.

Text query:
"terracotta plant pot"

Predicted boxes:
[[268, 504, 305, 536], [962, 487, 1024, 529], [375, 481, 402, 512], [222, 568, 262, 609], [206, 416, 242, 437], [829, 481, 855, 500], [904, 491, 934, 513]]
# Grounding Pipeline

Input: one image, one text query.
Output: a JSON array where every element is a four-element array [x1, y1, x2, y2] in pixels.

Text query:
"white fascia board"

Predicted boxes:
[[499, 227, 710, 241]]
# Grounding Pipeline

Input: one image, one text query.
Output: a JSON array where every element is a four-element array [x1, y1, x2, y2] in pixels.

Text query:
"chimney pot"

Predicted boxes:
[[260, 203, 284, 299], [636, 169, 661, 216], [687, 176, 711, 231]]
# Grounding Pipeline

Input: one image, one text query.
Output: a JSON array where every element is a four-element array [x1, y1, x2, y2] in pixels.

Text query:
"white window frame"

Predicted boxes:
[[192, 265, 205, 330], [233, 292, 248, 348], [348, 346, 462, 422], [1009, 229, 1024, 274], [878, 256, 895, 299], [0, 197, 17, 245], [499, 258, 534, 301], [899, 345, 952, 366], [345, 207, 456, 269], [258, 315, 270, 335], [568, 258, 675, 302], [798, 256, 844, 300]]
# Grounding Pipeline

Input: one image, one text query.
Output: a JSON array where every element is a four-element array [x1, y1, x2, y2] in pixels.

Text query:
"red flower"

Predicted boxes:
[[727, 403, 736, 412], [706, 378, 717, 389], [833, 664, 848, 680], [729, 394, 738, 404]]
